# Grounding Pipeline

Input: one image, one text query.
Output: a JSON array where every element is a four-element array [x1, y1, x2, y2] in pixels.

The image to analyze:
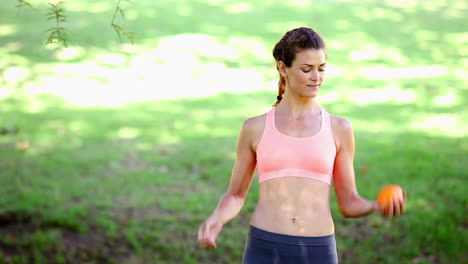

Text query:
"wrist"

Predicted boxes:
[[371, 201, 379, 214], [210, 212, 226, 225]]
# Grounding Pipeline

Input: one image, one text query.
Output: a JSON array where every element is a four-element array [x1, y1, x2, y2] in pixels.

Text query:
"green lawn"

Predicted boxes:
[[1, 0, 467, 263]]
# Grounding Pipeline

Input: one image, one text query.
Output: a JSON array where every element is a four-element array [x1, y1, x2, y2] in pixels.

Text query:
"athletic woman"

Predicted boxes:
[[197, 27, 406, 264]]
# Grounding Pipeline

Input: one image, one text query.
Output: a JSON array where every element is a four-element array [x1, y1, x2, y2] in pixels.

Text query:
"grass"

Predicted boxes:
[[1, 0, 467, 263]]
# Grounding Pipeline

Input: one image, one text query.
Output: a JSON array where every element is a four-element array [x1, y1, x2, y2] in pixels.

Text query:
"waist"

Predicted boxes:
[[248, 225, 336, 246], [251, 203, 334, 236]]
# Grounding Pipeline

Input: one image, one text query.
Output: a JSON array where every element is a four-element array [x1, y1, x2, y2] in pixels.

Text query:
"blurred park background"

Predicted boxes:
[[1, 0, 467, 263]]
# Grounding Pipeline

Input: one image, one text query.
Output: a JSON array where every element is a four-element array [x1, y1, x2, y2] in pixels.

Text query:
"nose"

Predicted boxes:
[[310, 70, 319, 82]]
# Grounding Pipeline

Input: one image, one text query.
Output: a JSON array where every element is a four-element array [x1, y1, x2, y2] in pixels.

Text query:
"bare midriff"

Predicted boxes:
[[250, 177, 334, 236]]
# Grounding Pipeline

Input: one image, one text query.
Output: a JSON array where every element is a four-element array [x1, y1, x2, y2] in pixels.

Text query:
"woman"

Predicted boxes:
[[197, 27, 406, 263]]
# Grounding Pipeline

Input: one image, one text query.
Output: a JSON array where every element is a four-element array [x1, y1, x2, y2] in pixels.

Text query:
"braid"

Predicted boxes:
[[272, 76, 286, 107]]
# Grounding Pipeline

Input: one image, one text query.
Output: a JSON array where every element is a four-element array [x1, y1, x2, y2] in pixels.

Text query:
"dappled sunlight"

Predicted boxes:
[[280, 0, 311, 8], [350, 85, 416, 105], [227, 37, 271, 62], [434, 92, 458, 106], [361, 65, 448, 80], [0, 24, 17, 36], [352, 6, 404, 22], [455, 69, 468, 80], [1, 33, 271, 107], [0, 88, 11, 100], [155, 34, 239, 60], [2, 42, 22, 52], [95, 53, 128, 67], [266, 21, 307, 34], [116, 127, 141, 140], [224, 2, 253, 13], [199, 0, 230, 6], [175, 5, 193, 16], [317, 91, 342, 104], [4, 67, 30, 83], [409, 114, 465, 137], [55, 47, 86, 61], [63, 1, 113, 13], [349, 45, 408, 64], [1, 1, 466, 263]]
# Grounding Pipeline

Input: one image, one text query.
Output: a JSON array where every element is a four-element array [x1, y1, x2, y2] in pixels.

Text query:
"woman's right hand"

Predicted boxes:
[[197, 214, 224, 249]]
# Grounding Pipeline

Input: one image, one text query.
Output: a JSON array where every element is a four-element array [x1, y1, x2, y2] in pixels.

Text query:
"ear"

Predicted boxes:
[[277, 61, 287, 78]]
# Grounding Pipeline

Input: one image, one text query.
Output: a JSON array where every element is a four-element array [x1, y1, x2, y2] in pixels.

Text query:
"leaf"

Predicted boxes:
[[17, 0, 33, 8], [111, 24, 123, 42], [112, 23, 123, 31], [118, 7, 125, 18]]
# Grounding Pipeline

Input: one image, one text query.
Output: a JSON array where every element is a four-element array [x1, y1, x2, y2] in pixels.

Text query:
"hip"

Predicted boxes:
[[243, 225, 338, 264]]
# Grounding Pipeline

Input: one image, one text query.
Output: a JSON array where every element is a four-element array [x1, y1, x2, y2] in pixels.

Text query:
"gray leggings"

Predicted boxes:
[[242, 225, 338, 264]]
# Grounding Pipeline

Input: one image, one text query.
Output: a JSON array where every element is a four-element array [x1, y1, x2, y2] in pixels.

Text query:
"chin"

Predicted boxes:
[[304, 92, 319, 99]]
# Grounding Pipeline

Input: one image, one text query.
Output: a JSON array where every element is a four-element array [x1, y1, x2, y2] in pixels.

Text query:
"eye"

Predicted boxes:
[[302, 69, 311, 73], [319, 68, 325, 72]]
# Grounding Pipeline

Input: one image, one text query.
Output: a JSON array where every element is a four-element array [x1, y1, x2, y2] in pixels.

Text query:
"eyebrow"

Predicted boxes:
[[302, 63, 327, 67]]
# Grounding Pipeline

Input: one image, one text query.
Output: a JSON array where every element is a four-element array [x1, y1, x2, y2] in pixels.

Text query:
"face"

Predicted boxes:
[[278, 48, 326, 99]]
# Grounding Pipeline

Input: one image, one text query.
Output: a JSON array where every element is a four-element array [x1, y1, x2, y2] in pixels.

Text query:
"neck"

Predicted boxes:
[[276, 93, 320, 120]]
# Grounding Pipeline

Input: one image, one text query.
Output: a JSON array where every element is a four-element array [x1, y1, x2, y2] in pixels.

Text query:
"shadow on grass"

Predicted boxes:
[[0, 89, 466, 263], [1, 0, 467, 94]]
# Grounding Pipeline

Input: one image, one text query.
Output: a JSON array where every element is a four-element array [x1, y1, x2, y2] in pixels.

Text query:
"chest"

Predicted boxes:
[[275, 115, 322, 138]]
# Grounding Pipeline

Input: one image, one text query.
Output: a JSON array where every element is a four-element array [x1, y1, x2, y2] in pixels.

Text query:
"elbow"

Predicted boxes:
[[339, 207, 357, 218], [338, 206, 354, 218], [337, 196, 359, 218]]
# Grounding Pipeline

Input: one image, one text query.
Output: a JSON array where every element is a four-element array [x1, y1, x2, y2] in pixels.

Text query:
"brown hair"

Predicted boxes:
[[272, 27, 325, 106]]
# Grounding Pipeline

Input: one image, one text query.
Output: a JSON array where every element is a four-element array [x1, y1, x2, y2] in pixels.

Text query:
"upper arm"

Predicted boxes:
[[331, 116, 359, 203], [227, 117, 260, 199]]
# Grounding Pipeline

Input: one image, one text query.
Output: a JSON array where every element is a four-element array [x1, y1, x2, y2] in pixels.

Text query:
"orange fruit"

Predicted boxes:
[[377, 184, 403, 215]]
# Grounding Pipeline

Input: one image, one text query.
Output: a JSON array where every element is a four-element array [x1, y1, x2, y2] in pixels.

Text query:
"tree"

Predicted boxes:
[[16, 0, 138, 48]]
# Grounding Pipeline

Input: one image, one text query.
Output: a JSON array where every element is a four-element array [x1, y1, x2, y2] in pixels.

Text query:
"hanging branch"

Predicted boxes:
[[111, 0, 138, 45], [44, 1, 69, 48], [16, 0, 32, 8]]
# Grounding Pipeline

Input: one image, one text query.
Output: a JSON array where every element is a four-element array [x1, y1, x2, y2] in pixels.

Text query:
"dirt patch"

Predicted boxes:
[[0, 210, 134, 264]]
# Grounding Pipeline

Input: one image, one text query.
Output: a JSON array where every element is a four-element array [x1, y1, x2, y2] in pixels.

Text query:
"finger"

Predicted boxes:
[[200, 223, 208, 241], [198, 224, 203, 241], [204, 221, 210, 235], [210, 238, 217, 248], [388, 198, 394, 218], [393, 197, 400, 217]]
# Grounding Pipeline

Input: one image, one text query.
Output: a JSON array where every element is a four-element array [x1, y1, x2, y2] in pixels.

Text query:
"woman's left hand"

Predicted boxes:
[[375, 191, 407, 218]]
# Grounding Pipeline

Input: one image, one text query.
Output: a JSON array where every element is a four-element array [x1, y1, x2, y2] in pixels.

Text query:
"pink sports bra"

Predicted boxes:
[[256, 107, 337, 185]]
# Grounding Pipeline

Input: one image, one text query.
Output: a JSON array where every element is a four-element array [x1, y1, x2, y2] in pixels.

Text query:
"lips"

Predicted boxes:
[[307, 84, 320, 88]]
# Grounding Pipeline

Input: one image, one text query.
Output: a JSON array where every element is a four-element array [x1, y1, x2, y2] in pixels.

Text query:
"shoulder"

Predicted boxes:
[[239, 112, 268, 151], [329, 113, 352, 132], [242, 112, 268, 135], [327, 111, 354, 150]]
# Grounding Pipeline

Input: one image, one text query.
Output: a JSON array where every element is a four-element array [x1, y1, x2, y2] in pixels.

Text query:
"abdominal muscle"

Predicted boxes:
[[249, 177, 335, 236]]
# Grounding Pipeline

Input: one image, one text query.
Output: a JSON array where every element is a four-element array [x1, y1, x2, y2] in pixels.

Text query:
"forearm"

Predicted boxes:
[[210, 192, 245, 224], [339, 194, 378, 218]]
